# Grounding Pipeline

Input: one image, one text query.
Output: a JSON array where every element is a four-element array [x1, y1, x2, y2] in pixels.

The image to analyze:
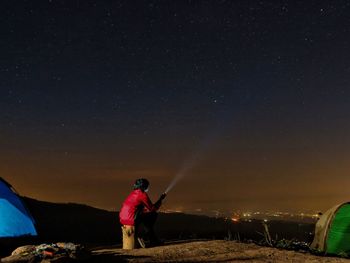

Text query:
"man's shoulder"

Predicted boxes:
[[132, 189, 147, 197]]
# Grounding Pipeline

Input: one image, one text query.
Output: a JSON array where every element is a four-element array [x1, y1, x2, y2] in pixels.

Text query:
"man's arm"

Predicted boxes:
[[140, 192, 157, 212], [154, 193, 167, 210], [141, 192, 167, 211]]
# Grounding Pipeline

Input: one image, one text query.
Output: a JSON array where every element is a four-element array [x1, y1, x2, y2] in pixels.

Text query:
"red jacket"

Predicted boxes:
[[119, 189, 160, 226]]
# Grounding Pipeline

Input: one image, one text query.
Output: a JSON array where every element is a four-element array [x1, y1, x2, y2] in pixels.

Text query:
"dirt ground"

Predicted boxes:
[[91, 240, 350, 263]]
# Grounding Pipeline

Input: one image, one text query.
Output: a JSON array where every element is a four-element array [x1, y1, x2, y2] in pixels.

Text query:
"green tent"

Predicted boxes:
[[311, 203, 350, 255]]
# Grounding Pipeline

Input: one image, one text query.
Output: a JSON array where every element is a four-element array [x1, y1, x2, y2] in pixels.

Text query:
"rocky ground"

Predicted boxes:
[[91, 240, 350, 263]]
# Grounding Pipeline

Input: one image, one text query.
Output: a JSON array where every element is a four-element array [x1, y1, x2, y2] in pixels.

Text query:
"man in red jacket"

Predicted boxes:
[[119, 178, 166, 247]]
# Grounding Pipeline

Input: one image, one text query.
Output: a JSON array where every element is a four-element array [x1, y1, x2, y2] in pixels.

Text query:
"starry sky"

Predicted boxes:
[[2, 0, 350, 214]]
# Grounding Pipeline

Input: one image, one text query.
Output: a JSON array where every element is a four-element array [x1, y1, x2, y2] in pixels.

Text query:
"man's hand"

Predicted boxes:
[[160, 193, 167, 200], [154, 193, 167, 209]]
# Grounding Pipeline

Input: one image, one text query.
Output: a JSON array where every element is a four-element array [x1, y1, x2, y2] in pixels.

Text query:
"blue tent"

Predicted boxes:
[[0, 178, 37, 238]]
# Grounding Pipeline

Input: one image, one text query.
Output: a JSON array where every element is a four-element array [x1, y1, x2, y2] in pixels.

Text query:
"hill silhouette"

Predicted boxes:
[[20, 197, 314, 245]]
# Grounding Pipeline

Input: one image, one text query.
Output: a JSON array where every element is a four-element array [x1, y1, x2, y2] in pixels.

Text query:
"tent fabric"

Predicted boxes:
[[311, 204, 342, 252], [311, 202, 350, 255], [0, 178, 37, 238], [326, 204, 350, 254]]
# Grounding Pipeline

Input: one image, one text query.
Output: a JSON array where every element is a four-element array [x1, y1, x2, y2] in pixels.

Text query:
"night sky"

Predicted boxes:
[[2, 1, 350, 214]]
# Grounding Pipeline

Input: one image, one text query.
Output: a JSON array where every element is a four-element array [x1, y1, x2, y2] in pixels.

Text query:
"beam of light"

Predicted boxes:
[[164, 95, 238, 194], [164, 122, 224, 194], [164, 152, 199, 194]]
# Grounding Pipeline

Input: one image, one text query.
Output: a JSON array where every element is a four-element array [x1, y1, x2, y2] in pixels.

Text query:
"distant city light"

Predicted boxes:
[[231, 217, 239, 222]]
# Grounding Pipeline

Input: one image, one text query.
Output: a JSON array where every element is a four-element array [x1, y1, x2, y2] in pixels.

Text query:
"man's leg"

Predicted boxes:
[[137, 212, 162, 246], [134, 220, 146, 248]]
